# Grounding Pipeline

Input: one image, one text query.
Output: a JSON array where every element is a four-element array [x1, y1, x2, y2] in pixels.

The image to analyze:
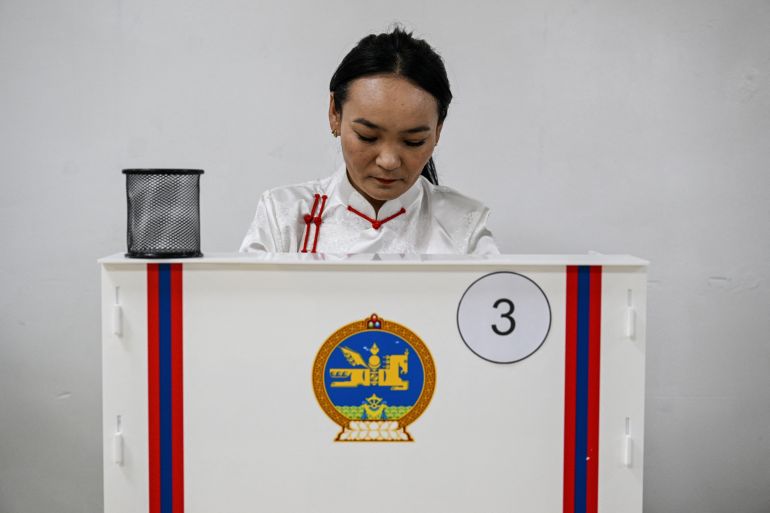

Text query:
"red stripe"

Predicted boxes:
[[563, 266, 578, 513], [170, 264, 185, 512], [147, 264, 161, 513], [586, 267, 602, 512]]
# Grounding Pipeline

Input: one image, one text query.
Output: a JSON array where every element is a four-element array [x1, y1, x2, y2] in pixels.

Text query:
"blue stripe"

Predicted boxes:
[[158, 264, 173, 513], [574, 266, 591, 513]]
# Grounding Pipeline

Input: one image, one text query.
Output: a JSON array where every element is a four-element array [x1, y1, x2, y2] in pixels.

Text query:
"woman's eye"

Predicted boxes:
[[356, 133, 376, 143], [355, 133, 425, 147]]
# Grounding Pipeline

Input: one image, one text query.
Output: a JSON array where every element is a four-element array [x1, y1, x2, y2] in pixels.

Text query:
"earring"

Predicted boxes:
[[331, 128, 339, 138]]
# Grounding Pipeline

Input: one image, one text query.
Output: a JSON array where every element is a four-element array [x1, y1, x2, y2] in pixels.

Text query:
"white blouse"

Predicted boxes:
[[239, 166, 499, 255]]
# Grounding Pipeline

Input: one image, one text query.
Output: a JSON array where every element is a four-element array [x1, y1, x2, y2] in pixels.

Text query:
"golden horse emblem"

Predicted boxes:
[[329, 343, 409, 391]]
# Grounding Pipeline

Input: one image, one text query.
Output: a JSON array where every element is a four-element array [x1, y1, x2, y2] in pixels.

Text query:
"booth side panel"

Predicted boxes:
[[101, 265, 151, 513], [598, 268, 647, 513]]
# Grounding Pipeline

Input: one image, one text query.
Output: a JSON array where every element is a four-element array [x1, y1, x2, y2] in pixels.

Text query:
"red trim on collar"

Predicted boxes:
[[347, 205, 406, 230]]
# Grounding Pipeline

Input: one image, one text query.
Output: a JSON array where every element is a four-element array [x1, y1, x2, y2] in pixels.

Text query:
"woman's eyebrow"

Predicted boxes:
[[353, 118, 430, 134], [353, 118, 380, 129], [402, 125, 431, 134]]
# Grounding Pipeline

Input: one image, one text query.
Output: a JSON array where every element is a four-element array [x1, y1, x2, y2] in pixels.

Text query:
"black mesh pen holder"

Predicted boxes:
[[123, 169, 204, 258]]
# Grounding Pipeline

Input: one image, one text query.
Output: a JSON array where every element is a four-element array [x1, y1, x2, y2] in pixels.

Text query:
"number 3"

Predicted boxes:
[[492, 298, 516, 336]]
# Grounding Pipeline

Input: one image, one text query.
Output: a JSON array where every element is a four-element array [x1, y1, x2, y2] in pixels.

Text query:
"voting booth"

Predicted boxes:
[[100, 253, 647, 513]]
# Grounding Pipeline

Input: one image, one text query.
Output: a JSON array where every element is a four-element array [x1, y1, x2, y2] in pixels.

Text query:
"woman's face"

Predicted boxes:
[[329, 74, 442, 211]]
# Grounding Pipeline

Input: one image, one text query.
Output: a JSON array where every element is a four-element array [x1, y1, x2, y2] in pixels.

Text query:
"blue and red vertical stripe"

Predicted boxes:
[[564, 266, 602, 513], [147, 264, 184, 513]]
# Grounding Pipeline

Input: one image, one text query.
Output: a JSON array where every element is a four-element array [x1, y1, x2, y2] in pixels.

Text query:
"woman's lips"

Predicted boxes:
[[374, 177, 398, 185]]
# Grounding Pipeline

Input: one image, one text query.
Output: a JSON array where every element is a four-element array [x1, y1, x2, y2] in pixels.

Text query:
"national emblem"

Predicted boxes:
[[312, 313, 435, 441]]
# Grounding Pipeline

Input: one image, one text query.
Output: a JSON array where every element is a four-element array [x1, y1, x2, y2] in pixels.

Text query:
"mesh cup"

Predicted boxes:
[[123, 169, 204, 258]]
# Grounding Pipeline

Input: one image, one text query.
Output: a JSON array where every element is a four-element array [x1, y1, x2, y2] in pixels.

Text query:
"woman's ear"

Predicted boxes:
[[328, 93, 340, 134]]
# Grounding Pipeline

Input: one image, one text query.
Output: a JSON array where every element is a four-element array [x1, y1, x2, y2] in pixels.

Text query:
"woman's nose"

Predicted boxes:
[[376, 147, 401, 171]]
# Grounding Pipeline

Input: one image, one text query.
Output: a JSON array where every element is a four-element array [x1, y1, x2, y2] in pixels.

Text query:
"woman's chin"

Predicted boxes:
[[364, 188, 402, 202]]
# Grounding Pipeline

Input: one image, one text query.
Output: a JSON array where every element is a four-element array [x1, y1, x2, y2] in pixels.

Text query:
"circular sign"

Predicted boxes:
[[457, 272, 551, 364]]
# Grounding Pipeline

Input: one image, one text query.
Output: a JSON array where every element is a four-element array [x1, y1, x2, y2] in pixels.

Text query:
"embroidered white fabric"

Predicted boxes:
[[239, 166, 500, 255]]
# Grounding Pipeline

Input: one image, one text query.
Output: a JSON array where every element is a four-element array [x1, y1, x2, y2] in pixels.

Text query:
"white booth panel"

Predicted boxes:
[[100, 254, 647, 513]]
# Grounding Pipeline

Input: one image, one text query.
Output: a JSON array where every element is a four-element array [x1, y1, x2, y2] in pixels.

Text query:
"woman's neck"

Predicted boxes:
[[346, 170, 385, 215]]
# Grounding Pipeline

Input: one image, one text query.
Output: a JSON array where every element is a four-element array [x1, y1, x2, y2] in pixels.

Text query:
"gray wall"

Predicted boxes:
[[1, 1, 768, 512]]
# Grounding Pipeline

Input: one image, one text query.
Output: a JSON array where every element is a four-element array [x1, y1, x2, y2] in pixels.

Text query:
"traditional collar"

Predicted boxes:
[[332, 164, 423, 220], [347, 204, 406, 230], [299, 166, 425, 253]]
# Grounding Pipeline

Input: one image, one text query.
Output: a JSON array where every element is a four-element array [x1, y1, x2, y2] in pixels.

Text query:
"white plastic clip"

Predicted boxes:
[[623, 417, 633, 467], [625, 289, 636, 340], [112, 287, 122, 337], [625, 309, 636, 339], [113, 415, 124, 466]]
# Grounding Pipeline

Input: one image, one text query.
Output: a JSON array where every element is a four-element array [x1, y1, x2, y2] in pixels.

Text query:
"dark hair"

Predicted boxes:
[[329, 27, 452, 185]]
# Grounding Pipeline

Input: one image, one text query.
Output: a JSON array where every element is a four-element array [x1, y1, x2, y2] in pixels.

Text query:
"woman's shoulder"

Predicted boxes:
[[421, 179, 490, 215], [420, 179, 499, 255], [260, 173, 337, 206]]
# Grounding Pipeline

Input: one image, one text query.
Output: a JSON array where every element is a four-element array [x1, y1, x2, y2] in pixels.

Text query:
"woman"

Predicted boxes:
[[240, 27, 499, 255]]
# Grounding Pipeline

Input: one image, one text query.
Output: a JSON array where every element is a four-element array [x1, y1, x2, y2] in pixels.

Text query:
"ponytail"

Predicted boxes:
[[420, 157, 439, 185]]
